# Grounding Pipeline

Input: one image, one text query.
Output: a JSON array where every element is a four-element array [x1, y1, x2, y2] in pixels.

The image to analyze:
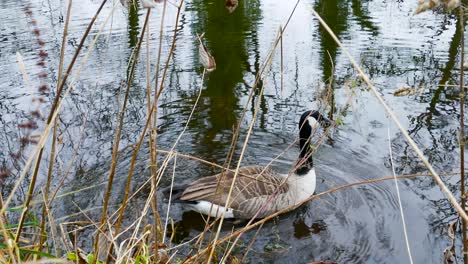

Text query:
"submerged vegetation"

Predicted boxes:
[[0, 0, 467, 263]]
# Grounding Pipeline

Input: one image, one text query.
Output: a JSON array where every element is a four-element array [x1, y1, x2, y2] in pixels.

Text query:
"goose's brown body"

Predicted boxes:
[[180, 165, 316, 219]]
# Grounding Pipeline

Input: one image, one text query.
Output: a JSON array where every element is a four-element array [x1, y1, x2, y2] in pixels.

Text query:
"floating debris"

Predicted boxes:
[[226, 0, 238, 13], [393, 86, 424, 97], [414, 0, 459, 14], [197, 33, 216, 72], [414, 0, 439, 14], [16, 52, 29, 83], [140, 0, 164, 8], [443, 220, 457, 264]]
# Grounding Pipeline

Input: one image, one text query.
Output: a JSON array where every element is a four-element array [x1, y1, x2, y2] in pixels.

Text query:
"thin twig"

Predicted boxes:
[[387, 119, 413, 263]]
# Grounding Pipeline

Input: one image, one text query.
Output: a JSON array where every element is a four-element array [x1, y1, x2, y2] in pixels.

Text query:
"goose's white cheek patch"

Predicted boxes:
[[307, 116, 319, 128]]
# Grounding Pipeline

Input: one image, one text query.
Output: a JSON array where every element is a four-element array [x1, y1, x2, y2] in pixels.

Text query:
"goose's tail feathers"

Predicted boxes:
[[161, 184, 190, 203]]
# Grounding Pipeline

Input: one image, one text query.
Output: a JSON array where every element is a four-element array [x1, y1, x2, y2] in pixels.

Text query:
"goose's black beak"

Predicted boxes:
[[319, 116, 332, 128]]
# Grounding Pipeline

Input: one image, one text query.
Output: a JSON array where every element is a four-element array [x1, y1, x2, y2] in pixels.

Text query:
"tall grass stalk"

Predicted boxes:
[[106, 103, 156, 262], [38, 0, 73, 255], [150, 1, 181, 258], [459, 5, 467, 264], [92, 8, 152, 263]]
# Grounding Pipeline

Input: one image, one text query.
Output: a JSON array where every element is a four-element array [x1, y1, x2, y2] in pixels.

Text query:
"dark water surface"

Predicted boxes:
[[0, 0, 467, 263]]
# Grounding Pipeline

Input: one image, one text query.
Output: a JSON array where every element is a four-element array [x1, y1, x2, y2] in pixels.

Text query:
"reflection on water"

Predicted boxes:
[[0, 0, 466, 262], [187, 0, 262, 161]]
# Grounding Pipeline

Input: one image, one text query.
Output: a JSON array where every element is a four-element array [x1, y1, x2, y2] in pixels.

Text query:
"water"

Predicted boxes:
[[0, 0, 466, 263]]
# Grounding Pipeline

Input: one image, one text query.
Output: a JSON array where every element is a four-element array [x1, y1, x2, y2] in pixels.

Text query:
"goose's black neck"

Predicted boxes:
[[296, 114, 314, 175], [296, 137, 313, 175]]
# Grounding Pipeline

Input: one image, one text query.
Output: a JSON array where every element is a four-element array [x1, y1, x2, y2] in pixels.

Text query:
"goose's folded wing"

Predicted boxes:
[[179, 166, 289, 208]]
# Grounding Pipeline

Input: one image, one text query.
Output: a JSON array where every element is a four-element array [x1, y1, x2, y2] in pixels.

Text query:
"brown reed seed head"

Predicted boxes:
[[0, 168, 10, 180], [30, 110, 41, 118], [33, 28, 41, 36], [38, 50, 48, 58], [18, 121, 38, 130], [38, 84, 49, 93]]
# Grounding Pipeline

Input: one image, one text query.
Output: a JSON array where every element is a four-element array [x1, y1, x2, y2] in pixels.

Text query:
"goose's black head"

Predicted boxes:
[[296, 110, 331, 175], [299, 110, 331, 135]]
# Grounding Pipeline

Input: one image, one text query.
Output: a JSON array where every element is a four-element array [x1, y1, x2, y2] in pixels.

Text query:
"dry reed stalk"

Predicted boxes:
[[241, 221, 264, 262], [280, 25, 284, 93], [41, 192, 59, 258], [5, 0, 110, 246], [106, 104, 156, 261], [102, 3, 188, 254], [459, 6, 467, 263], [38, 0, 72, 249], [154, 0, 184, 102], [114, 183, 157, 262], [162, 155, 177, 244], [92, 9, 152, 262], [148, 1, 173, 257], [147, 66, 205, 252], [308, 5, 468, 222], [145, 10, 152, 114]]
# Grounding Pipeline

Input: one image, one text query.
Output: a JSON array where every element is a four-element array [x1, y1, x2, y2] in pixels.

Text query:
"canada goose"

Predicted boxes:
[[171, 110, 331, 219]]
